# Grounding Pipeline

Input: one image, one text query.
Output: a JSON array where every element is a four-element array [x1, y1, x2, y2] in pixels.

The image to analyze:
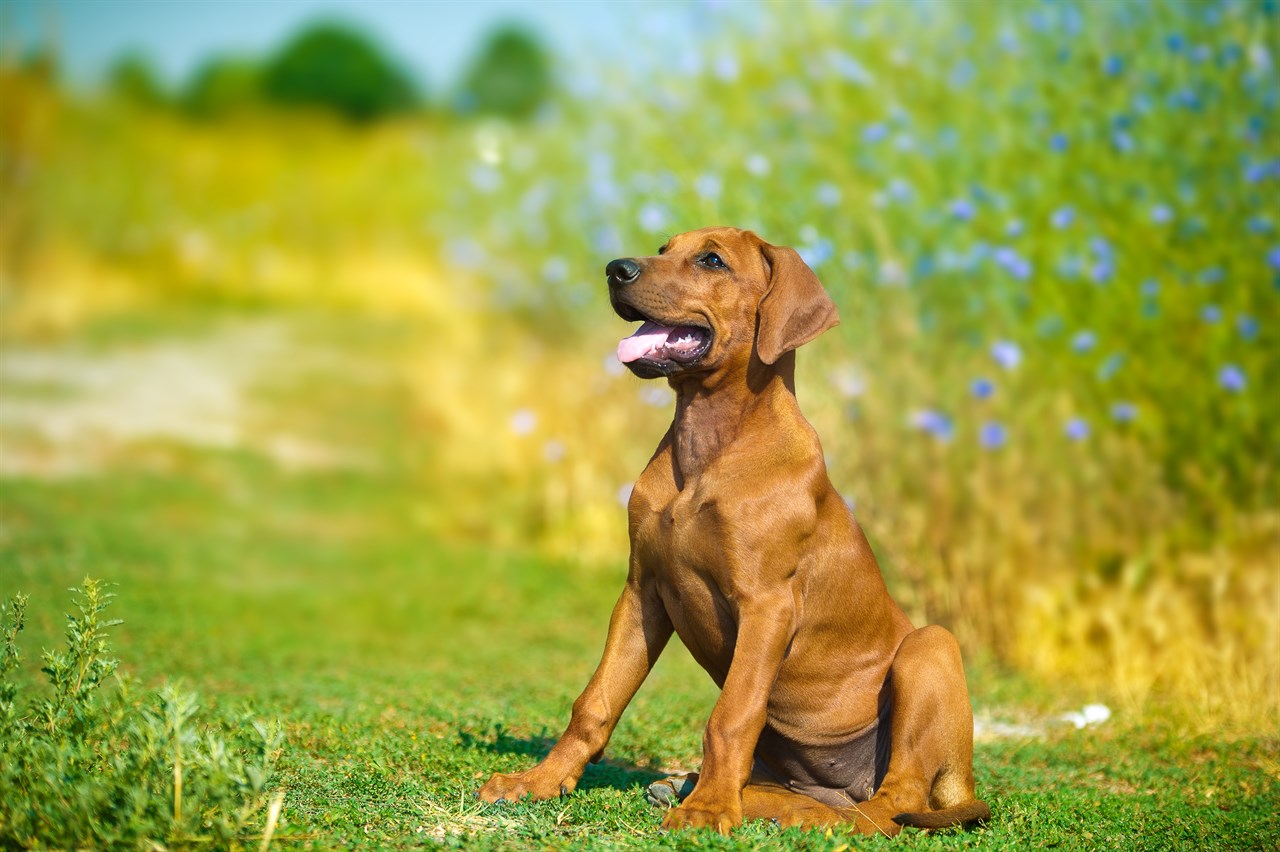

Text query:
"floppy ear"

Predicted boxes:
[[755, 243, 840, 365]]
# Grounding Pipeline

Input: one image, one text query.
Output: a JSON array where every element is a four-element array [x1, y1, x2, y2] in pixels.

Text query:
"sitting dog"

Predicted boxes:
[[480, 227, 989, 834]]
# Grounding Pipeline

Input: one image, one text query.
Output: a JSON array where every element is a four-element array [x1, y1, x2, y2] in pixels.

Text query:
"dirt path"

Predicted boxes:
[[0, 318, 364, 477]]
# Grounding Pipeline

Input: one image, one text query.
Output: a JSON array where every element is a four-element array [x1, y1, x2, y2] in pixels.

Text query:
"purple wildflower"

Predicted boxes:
[[949, 198, 976, 220], [815, 182, 842, 207], [1071, 330, 1097, 353], [1151, 205, 1174, 224], [991, 340, 1022, 370], [1237, 315, 1259, 340], [863, 123, 889, 144], [911, 410, 954, 442], [1219, 365, 1246, 392], [971, 378, 995, 399], [1110, 402, 1138, 422], [1268, 246, 1280, 271], [1051, 206, 1075, 229], [694, 173, 722, 200], [638, 203, 669, 233], [980, 421, 1007, 450], [993, 247, 1031, 280], [1065, 418, 1089, 441]]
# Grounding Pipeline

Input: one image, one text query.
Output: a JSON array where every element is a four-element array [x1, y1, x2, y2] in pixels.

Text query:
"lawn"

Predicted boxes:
[[1, 308, 1275, 849]]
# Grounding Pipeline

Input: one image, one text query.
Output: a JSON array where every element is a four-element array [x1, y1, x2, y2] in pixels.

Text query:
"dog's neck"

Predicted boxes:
[[667, 351, 797, 485]]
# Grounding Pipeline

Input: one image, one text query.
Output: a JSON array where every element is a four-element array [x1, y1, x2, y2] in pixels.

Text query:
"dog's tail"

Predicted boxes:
[[893, 799, 990, 830]]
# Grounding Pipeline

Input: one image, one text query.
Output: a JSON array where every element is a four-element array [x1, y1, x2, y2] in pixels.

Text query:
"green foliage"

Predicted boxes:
[[180, 54, 263, 119], [107, 53, 166, 107], [0, 580, 284, 849], [262, 21, 419, 122], [457, 25, 552, 119]]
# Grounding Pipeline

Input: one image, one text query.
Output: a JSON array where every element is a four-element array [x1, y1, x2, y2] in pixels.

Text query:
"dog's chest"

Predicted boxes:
[[635, 485, 742, 678]]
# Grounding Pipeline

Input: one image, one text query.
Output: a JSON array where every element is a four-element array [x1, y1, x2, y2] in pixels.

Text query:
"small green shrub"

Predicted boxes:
[[0, 580, 285, 849], [262, 21, 420, 122]]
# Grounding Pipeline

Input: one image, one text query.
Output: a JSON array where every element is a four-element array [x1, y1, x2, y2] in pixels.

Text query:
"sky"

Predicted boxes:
[[5, 0, 699, 91]]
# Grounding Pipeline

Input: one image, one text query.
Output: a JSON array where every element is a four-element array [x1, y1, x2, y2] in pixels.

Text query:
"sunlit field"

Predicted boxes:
[[2, 0, 1278, 847]]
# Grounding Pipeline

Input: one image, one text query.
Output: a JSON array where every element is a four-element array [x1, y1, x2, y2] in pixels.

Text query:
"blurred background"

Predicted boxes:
[[1, 0, 1276, 730]]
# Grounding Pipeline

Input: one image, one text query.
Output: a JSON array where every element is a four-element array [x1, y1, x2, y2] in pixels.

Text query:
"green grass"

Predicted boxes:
[[2, 309, 1275, 849]]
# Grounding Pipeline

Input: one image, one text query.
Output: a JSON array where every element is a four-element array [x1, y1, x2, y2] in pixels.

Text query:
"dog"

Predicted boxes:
[[479, 227, 989, 835]]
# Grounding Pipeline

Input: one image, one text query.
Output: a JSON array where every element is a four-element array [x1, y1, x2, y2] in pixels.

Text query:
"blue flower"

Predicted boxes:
[[1102, 55, 1124, 76], [815, 182, 842, 207], [1244, 160, 1280, 183], [990, 340, 1022, 370], [980, 421, 1007, 450], [1099, 354, 1125, 380], [1151, 205, 1174, 224], [638, 203, 669, 233], [541, 256, 569, 283], [797, 239, 835, 268], [1006, 219, 1024, 238], [1141, 279, 1160, 297], [1237, 315, 1259, 340], [993, 247, 1032, 280], [1268, 246, 1280, 271], [694, 173, 722, 200], [911, 409, 954, 442], [1219, 365, 1246, 392], [949, 198, 976, 220], [1201, 305, 1222, 323], [1065, 418, 1089, 441], [863, 123, 889, 144], [1247, 216, 1274, 234], [1071, 330, 1097, 353], [1112, 130, 1135, 152], [1093, 258, 1115, 284], [971, 378, 995, 399], [1110, 402, 1138, 422], [1050, 133, 1069, 153], [1051, 206, 1075, 229], [714, 53, 740, 82]]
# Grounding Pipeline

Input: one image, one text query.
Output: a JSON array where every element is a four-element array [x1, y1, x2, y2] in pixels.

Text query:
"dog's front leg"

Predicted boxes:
[[662, 594, 795, 834], [479, 579, 672, 803]]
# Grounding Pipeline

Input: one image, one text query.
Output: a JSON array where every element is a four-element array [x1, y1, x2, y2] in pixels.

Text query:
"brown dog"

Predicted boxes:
[[479, 227, 989, 835]]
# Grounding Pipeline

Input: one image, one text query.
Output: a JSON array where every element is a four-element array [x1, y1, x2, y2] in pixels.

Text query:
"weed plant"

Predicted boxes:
[[0, 580, 284, 849]]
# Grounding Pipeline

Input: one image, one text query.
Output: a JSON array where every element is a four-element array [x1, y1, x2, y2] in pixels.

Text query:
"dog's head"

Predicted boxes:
[[606, 227, 839, 380]]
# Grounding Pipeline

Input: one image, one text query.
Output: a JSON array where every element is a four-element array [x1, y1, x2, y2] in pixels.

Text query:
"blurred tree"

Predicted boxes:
[[180, 56, 262, 119], [261, 21, 419, 123], [457, 25, 552, 120], [107, 53, 166, 107]]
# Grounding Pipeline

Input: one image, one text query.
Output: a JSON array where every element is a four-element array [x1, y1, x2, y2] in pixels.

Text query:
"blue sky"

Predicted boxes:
[[7, 0, 705, 90]]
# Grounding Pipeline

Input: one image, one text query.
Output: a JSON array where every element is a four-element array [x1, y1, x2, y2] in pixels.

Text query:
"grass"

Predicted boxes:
[[2, 307, 1277, 848], [3, 0, 1276, 724], [1, 0, 1277, 843]]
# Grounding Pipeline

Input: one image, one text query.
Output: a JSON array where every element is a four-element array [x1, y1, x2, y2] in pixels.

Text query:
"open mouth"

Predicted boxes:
[[616, 320, 712, 370]]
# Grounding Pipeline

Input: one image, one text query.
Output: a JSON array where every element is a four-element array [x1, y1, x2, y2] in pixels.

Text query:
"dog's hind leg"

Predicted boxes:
[[861, 624, 990, 831]]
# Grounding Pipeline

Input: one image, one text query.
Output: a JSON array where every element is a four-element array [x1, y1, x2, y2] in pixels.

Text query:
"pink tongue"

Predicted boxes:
[[617, 321, 675, 363]]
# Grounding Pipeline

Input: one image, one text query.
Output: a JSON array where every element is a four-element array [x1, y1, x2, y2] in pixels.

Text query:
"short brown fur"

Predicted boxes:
[[479, 227, 989, 835]]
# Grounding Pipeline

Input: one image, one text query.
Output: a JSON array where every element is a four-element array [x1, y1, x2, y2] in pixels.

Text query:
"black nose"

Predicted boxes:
[[606, 258, 641, 286]]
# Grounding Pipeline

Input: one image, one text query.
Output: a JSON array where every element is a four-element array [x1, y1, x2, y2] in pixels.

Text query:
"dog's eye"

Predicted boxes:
[[700, 253, 727, 269]]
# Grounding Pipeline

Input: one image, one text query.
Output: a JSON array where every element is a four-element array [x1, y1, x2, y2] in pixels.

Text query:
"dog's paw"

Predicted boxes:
[[478, 768, 577, 804], [660, 799, 741, 834], [645, 774, 698, 809]]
